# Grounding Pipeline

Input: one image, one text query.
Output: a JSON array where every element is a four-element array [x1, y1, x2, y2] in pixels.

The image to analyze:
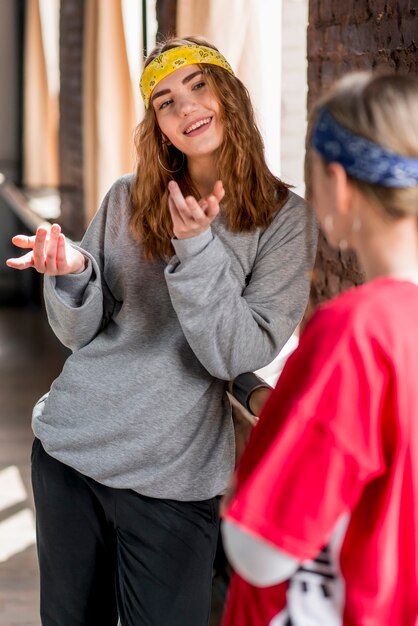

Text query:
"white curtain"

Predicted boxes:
[[177, 0, 282, 176], [83, 0, 142, 222], [23, 0, 59, 187]]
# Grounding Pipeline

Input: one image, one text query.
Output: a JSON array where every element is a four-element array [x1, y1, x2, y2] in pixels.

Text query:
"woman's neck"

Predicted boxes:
[[187, 157, 218, 198], [354, 213, 418, 284]]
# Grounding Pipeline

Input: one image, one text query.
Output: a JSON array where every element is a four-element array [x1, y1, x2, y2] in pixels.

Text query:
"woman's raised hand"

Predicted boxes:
[[168, 180, 225, 240], [6, 223, 86, 275]]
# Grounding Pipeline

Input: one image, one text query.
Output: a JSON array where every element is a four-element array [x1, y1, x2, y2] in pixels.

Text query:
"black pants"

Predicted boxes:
[[31, 438, 220, 626]]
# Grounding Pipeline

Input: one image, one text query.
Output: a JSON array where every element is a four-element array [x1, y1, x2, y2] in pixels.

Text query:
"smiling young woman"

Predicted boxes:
[[6, 36, 317, 626], [131, 36, 292, 260]]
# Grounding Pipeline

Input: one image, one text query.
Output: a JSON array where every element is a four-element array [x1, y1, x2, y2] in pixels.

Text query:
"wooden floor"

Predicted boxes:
[[0, 303, 67, 626], [0, 303, 224, 626]]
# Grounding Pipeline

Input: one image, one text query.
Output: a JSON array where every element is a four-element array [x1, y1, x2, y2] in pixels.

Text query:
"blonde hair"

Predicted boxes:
[[130, 36, 289, 260], [314, 72, 418, 219]]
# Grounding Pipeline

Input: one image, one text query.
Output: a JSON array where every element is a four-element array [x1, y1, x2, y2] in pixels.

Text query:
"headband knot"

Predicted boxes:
[[311, 106, 418, 188], [140, 45, 234, 109]]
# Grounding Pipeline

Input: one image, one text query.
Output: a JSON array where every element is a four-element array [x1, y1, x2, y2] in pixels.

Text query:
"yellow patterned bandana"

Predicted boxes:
[[140, 45, 234, 109]]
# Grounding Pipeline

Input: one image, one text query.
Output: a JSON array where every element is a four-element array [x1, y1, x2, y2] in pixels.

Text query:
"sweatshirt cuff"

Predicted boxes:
[[49, 256, 93, 291], [171, 228, 213, 261], [44, 248, 99, 306]]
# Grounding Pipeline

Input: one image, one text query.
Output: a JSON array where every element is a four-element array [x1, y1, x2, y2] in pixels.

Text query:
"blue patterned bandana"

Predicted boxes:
[[311, 106, 418, 188]]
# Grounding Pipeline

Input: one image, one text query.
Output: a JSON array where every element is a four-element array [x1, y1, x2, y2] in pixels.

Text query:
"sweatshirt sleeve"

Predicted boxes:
[[164, 193, 318, 379], [43, 181, 122, 351]]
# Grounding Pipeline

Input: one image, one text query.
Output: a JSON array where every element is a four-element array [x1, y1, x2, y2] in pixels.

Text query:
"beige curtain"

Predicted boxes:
[[84, 0, 140, 223], [23, 0, 59, 187], [177, 0, 282, 176]]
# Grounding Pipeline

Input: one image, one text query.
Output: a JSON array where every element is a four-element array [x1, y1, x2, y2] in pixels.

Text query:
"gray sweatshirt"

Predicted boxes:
[[32, 175, 318, 500]]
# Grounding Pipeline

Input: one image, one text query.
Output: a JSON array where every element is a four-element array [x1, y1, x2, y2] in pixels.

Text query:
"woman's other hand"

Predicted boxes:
[[219, 478, 236, 517], [6, 223, 86, 275], [168, 180, 224, 240]]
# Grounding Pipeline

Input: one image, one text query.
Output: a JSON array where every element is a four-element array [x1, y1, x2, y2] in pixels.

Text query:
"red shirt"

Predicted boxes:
[[224, 278, 418, 626]]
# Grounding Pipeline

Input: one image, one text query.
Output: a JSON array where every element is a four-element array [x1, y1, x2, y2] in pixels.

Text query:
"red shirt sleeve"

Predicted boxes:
[[222, 574, 288, 626], [225, 300, 388, 561]]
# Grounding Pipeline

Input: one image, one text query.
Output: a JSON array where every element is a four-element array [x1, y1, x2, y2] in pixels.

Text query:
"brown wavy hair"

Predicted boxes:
[[130, 36, 290, 260]]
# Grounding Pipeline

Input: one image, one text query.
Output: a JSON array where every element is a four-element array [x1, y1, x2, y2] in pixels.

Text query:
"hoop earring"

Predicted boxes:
[[338, 238, 348, 252], [157, 150, 185, 174], [324, 214, 334, 234]]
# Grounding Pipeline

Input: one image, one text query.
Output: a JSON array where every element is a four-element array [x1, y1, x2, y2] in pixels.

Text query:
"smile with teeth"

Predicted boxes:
[[184, 117, 212, 134]]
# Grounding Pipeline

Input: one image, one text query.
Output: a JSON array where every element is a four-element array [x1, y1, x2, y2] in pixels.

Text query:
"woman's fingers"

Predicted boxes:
[[6, 251, 34, 270], [169, 181, 204, 219], [198, 180, 223, 216], [168, 181, 188, 214], [33, 225, 62, 273], [185, 195, 207, 222], [205, 195, 220, 220], [168, 182, 205, 235], [31, 227, 49, 271], [6, 233, 38, 269], [168, 191, 186, 227], [212, 180, 225, 203], [6, 223, 78, 275], [43, 224, 61, 273], [55, 233, 85, 274], [11, 234, 37, 249], [168, 180, 220, 239], [56, 233, 68, 271], [169, 181, 212, 221]]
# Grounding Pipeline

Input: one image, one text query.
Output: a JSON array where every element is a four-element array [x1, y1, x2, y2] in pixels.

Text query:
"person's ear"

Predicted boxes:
[[327, 162, 352, 216]]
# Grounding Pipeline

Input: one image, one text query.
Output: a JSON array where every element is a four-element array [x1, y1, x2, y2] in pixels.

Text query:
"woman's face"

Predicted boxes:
[[151, 64, 224, 165]]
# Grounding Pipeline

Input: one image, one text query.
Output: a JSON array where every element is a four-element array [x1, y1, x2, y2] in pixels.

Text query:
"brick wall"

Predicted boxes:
[[156, 0, 177, 39], [58, 0, 85, 240], [307, 0, 418, 305]]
